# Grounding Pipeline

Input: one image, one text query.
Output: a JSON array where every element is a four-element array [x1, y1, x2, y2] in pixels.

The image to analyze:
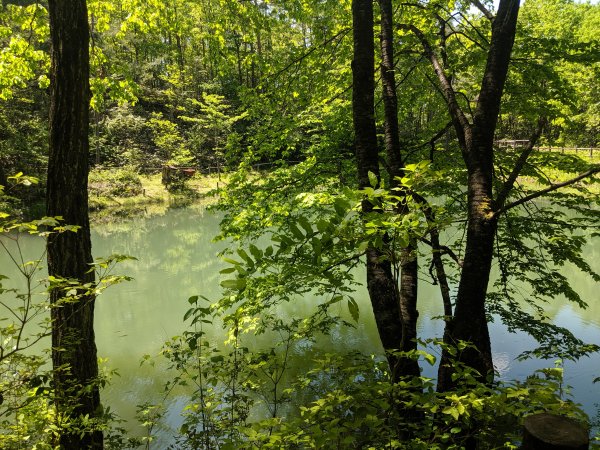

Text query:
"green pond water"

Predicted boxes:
[[1, 205, 599, 444]]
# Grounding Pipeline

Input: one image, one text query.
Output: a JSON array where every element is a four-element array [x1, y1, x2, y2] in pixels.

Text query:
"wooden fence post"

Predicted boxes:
[[521, 413, 589, 450]]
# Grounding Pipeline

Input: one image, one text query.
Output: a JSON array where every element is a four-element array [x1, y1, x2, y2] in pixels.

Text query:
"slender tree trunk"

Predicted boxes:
[[0, 160, 7, 188], [379, 0, 402, 177], [46, 1, 103, 448], [437, 0, 521, 391], [378, 0, 421, 380], [352, 0, 405, 377], [176, 34, 185, 73], [437, 162, 497, 390]]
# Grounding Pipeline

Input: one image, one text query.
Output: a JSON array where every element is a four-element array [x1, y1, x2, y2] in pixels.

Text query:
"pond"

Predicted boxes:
[[1, 205, 599, 444]]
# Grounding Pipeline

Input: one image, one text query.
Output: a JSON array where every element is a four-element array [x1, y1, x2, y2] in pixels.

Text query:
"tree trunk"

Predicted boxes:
[[378, 0, 421, 380], [46, 1, 103, 448], [352, 0, 405, 377], [379, 0, 402, 177], [437, 163, 497, 390], [522, 413, 589, 450], [437, 0, 521, 391], [0, 160, 7, 188]]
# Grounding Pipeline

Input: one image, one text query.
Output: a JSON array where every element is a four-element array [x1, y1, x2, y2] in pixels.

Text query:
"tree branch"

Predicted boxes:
[[494, 117, 546, 209], [495, 167, 600, 216], [471, 0, 520, 141], [400, 121, 452, 163], [264, 28, 351, 85], [420, 237, 462, 267], [398, 24, 471, 142], [447, 29, 487, 51], [470, 0, 495, 21], [451, 11, 490, 45]]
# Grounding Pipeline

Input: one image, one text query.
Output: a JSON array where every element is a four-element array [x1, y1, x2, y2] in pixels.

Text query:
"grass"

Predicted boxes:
[[89, 172, 226, 222], [515, 150, 600, 195]]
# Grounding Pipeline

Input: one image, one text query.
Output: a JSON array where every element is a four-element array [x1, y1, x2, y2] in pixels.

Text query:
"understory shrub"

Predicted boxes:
[[151, 296, 592, 450], [89, 166, 143, 198]]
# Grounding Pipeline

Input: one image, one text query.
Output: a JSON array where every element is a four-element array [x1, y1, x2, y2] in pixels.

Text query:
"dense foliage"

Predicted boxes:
[[0, 0, 599, 448]]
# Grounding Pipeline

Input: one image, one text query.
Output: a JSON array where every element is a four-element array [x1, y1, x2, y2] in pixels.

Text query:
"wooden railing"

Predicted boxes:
[[496, 139, 598, 156]]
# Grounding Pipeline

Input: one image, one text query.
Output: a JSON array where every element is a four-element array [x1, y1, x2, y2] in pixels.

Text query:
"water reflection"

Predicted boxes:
[[1, 205, 598, 443], [93, 207, 598, 433]]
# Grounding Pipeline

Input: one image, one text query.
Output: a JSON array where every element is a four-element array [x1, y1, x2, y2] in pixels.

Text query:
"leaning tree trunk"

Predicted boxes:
[[437, 0, 521, 391], [352, 0, 406, 377], [46, 1, 103, 448], [378, 0, 421, 380]]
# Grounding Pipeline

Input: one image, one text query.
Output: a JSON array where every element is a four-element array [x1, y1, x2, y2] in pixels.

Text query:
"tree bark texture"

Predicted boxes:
[[522, 413, 589, 450], [437, 0, 521, 391], [352, 0, 407, 378], [46, 1, 103, 448], [379, 0, 402, 177], [378, 0, 421, 380]]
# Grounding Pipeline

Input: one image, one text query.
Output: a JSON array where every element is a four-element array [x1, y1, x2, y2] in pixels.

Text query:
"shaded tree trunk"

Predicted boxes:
[[436, 0, 521, 391], [0, 160, 7, 188], [378, 0, 421, 380], [352, 0, 406, 378], [46, 1, 103, 448]]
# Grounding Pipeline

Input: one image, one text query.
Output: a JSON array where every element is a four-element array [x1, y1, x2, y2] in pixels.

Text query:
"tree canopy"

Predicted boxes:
[[0, 0, 599, 447]]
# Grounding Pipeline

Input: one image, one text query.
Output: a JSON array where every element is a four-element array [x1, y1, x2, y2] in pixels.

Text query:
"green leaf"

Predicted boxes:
[[298, 216, 313, 235], [357, 240, 369, 254], [443, 406, 460, 421], [423, 352, 436, 366], [220, 279, 247, 290], [347, 298, 359, 322], [311, 237, 322, 256], [237, 248, 253, 266], [223, 257, 241, 265], [368, 171, 378, 188], [330, 294, 343, 304], [316, 220, 329, 233], [289, 223, 305, 240], [334, 198, 348, 217], [183, 308, 194, 321], [249, 244, 263, 261]]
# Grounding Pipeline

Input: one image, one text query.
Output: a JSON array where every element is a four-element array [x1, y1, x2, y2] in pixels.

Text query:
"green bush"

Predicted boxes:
[[89, 167, 143, 198], [153, 297, 591, 449]]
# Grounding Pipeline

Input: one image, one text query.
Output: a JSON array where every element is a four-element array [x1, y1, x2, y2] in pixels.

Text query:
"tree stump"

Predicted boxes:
[[521, 413, 589, 450]]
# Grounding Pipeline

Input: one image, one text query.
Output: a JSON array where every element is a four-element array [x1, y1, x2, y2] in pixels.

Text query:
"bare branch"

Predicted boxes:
[[494, 117, 546, 209], [399, 24, 471, 146], [471, 0, 495, 21], [495, 166, 600, 216], [451, 11, 491, 45], [430, 231, 453, 319], [420, 237, 462, 267], [263, 28, 351, 85], [446, 30, 487, 51], [400, 121, 452, 162]]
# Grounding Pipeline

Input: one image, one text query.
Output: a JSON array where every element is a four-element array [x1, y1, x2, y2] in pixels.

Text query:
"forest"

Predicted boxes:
[[0, 0, 599, 448]]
